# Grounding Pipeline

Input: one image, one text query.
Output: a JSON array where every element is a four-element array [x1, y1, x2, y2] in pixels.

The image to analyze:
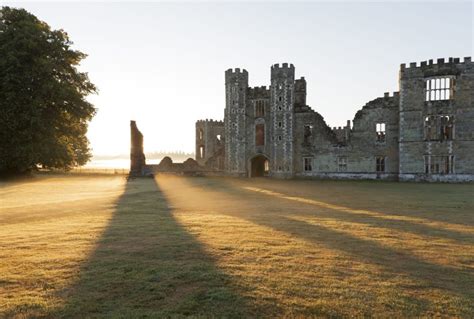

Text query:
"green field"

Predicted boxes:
[[1, 175, 473, 318]]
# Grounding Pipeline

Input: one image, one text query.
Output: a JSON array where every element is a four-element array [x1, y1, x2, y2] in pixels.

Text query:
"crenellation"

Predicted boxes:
[[272, 63, 295, 70]]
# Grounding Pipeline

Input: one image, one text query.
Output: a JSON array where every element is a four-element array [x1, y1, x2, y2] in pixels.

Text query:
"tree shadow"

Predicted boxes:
[[51, 177, 255, 318], [181, 177, 474, 309], [248, 178, 474, 227], [187, 177, 474, 245]]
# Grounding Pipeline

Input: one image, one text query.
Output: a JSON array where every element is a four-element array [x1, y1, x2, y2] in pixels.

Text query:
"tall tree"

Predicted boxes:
[[0, 6, 97, 175]]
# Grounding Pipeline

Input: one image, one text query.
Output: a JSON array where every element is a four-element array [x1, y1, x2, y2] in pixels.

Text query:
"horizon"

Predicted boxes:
[[4, 1, 473, 156]]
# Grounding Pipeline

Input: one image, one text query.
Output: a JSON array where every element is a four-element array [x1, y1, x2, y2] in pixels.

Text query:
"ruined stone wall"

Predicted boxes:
[[195, 119, 224, 169], [293, 93, 399, 180], [399, 57, 474, 182], [293, 107, 337, 174], [343, 93, 399, 179], [130, 120, 146, 176]]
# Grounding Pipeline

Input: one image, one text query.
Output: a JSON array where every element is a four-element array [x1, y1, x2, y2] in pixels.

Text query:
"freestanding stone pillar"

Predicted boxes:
[[130, 120, 146, 176]]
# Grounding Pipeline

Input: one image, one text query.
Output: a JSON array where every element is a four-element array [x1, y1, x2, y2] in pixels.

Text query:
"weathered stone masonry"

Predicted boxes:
[[196, 57, 474, 182], [130, 120, 146, 176]]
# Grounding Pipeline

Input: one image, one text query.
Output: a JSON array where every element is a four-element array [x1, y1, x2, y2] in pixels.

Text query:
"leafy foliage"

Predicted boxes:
[[0, 7, 97, 175]]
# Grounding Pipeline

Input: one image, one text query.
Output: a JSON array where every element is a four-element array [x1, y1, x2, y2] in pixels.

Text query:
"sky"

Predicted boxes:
[[3, 1, 474, 156]]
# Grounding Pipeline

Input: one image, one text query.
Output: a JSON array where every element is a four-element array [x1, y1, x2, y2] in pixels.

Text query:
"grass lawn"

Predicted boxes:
[[1, 174, 473, 317]]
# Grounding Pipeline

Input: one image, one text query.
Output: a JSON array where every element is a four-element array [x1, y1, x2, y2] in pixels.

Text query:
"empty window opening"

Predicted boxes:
[[278, 135, 282, 141], [278, 121, 282, 128], [376, 156, 386, 173], [255, 100, 265, 117], [424, 115, 454, 141], [199, 129, 203, 140], [216, 134, 221, 142], [440, 115, 454, 140], [426, 77, 452, 101], [338, 156, 347, 172], [376, 123, 386, 142], [278, 96, 282, 102], [199, 146, 205, 159], [278, 84, 283, 90], [424, 155, 454, 174], [303, 157, 313, 171], [304, 125, 313, 144], [255, 124, 265, 146], [278, 106, 282, 111]]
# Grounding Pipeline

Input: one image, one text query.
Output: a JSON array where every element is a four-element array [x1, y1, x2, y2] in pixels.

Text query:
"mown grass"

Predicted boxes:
[[0, 175, 473, 318]]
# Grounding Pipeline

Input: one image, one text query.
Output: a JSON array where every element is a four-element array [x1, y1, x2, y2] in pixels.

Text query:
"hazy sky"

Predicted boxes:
[[4, 1, 474, 155]]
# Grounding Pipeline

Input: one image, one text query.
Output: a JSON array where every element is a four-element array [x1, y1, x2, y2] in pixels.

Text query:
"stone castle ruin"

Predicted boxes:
[[132, 57, 474, 182]]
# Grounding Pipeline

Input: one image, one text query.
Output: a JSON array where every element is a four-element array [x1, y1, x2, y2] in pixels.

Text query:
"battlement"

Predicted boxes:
[[196, 119, 224, 126], [383, 91, 400, 99], [400, 57, 472, 78], [225, 68, 248, 75], [271, 63, 295, 70], [332, 120, 351, 132], [248, 86, 270, 98]]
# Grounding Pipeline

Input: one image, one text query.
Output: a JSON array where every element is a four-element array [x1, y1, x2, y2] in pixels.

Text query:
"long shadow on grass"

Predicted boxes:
[[193, 178, 474, 245], [248, 178, 474, 227], [52, 177, 253, 318], [183, 177, 474, 310]]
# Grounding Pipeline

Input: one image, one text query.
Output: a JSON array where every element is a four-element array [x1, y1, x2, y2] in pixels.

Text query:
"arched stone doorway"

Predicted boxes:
[[250, 155, 269, 177]]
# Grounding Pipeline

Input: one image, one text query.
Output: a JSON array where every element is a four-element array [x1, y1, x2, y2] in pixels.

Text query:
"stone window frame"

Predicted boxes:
[[375, 122, 386, 143], [255, 123, 265, 146], [255, 100, 265, 118], [424, 155, 455, 174], [303, 124, 314, 145], [337, 156, 347, 172], [425, 76, 454, 102], [424, 114, 454, 141], [303, 157, 313, 172], [375, 156, 386, 173], [199, 145, 205, 159]]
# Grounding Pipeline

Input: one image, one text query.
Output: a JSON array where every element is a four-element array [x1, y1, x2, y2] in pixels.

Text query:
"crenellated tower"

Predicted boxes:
[[224, 68, 248, 174], [270, 63, 295, 177], [398, 57, 473, 181]]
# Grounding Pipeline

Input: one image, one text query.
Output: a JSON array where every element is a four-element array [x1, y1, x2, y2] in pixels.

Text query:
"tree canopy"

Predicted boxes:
[[0, 6, 97, 175]]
